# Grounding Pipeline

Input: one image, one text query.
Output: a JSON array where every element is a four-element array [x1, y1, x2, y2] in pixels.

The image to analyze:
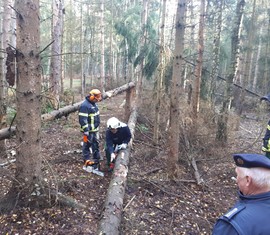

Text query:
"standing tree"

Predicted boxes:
[[216, 0, 245, 143], [154, 0, 167, 144], [99, 0, 105, 92], [192, 0, 205, 118], [167, 0, 186, 178], [0, 0, 43, 210], [136, 0, 148, 105], [209, 0, 223, 106], [50, 0, 64, 109], [0, 0, 14, 153]]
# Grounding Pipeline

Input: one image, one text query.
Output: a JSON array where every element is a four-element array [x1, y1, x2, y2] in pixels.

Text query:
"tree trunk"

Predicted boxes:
[[50, 0, 64, 109], [154, 0, 166, 144], [0, 0, 14, 153], [252, 26, 262, 92], [1, 0, 43, 211], [80, 4, 85, 96], [68, 0, 74, 92], [100, 0, 105, 92], [192, 0, 205, 118], [167, 0, 186, 178], [209, 0, 223, 106], [136, 0, 148, 107], [216, 0, 245, 143], [235, 0, 256, 117], [263, 13, 270, 94]]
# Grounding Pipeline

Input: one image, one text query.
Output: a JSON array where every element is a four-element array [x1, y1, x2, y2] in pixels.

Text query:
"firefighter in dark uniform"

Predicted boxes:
[[212, 153, 270, 235], [78, 89, 102, 170], [261, 94, 270, 159], [105, 117, 131, 171]]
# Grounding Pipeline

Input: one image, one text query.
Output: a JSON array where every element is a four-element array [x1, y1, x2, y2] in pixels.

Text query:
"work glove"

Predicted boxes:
[[118, 143, 127, 150], [111, 153, 116, 162], [83, 132, 89, 143], [115, 143, 127, 152]]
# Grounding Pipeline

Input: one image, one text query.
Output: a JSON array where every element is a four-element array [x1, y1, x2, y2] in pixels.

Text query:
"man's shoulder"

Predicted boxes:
[[80, 99, 96, 108], [222, 204, 246, 220]]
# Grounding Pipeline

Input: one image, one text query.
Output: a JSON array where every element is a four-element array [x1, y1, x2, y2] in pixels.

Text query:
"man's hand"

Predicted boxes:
[[115, 143, 128, 152], [111, 153, 116, 162], [119, 143, 127, 150]]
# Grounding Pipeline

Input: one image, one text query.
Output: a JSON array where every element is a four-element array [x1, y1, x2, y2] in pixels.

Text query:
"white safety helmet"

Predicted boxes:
[[107, 117, 120, 129]]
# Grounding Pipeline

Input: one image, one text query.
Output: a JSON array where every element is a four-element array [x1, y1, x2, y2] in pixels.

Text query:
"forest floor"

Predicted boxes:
[[0, 92, 266, 235]]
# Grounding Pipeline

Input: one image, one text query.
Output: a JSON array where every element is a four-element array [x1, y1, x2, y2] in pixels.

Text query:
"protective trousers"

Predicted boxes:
[[82, 132, 100, 163]]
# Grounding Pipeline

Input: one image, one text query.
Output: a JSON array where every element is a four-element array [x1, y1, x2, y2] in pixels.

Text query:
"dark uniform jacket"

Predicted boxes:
[[78, 96, 100, 133], [262, 119, 270, 153], [106, 124, 131, 155], [212, 190, 270, 235]]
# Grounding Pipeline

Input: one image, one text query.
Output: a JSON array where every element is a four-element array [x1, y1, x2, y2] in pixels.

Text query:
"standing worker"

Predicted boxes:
[[79, 89, 102, 175], [105, 117, 131, 171], [212, 153, 270, 235], [260, 94, 270, 159]]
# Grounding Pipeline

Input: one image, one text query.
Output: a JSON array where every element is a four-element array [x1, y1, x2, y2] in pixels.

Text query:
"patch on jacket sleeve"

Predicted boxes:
[[223, 205, 246, 220]]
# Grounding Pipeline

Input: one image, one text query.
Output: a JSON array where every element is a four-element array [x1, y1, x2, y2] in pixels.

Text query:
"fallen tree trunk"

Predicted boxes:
[[97, 109, 138, 235], [0, 82, 135, 140]]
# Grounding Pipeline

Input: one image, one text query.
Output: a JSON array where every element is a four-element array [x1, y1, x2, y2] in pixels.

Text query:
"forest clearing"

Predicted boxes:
[[0, 0, 270, 234], [0, 89, 266, 234]]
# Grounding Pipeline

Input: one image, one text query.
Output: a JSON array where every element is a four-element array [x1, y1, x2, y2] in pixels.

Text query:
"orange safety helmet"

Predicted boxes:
[[89, 89, 102, 101]]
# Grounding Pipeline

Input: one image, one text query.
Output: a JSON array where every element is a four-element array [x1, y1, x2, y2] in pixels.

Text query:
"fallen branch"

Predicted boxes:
[[190, 157, 204, 185], [123, 195, 136, 211], [137, 167, 163, 176], [56, 192, 86, 209]]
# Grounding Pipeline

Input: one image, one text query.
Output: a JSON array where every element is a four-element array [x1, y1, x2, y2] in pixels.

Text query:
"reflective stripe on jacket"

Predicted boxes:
[[78, 96, 100, 133]]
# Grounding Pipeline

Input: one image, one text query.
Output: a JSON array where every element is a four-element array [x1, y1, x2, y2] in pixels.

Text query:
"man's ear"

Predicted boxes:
[[246, 175, 252, 186]]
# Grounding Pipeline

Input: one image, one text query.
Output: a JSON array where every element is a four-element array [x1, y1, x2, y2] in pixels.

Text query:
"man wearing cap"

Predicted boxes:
[[260, 94, 270, 158], [212, 153, 270, 235]]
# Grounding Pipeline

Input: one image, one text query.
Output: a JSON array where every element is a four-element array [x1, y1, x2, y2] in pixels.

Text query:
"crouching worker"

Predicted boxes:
[[105, 117, 131, 172], [78, 89, 102, 174]]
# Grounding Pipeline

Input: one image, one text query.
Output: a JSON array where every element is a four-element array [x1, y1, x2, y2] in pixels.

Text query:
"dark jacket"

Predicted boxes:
[[262, 119, 270, 152], [106, 123, 131, 154], [212, 191, 270, 235], [78, 96, 100, 133]]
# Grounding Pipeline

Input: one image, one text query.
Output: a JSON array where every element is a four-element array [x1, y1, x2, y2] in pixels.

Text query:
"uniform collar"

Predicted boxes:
[[238, 190, 270, 200]]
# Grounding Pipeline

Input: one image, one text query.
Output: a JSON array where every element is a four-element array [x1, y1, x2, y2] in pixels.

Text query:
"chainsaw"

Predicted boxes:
[[83, 164, 104, 177], [82, 159, 104, 177]]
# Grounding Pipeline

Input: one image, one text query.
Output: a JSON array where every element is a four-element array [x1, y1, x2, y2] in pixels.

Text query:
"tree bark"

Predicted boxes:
[[192, 0, 205, 118], [100, 0, 105, 92], [0, 0, 14, 153], [50, 0, 64, 109], [216, 0, 245, 142], [1, 0, 43, 211], [154, 0, 166, 144], [209, 0, 223, 105], [167, 0, 186, 178]]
